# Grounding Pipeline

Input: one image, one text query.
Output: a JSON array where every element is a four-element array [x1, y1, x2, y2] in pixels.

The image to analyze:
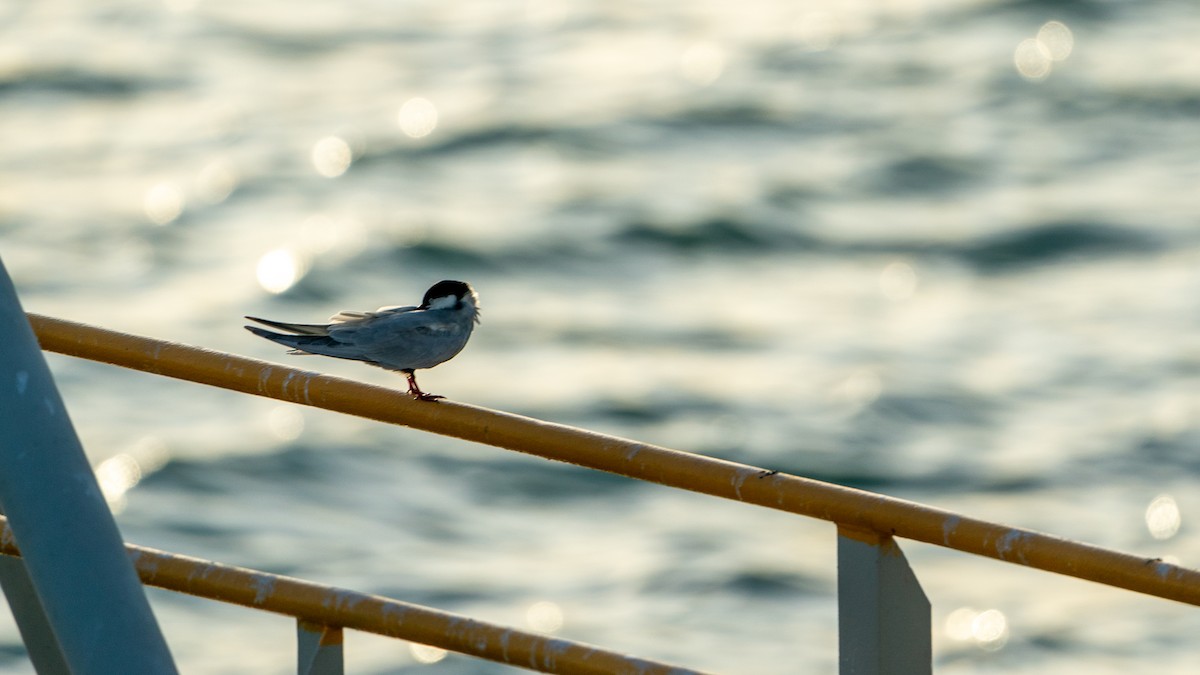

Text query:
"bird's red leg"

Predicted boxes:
[[404, 370, 443, 401]]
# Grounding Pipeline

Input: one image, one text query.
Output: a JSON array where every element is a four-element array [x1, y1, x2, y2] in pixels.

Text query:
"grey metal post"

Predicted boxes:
[[298, 620, 344, 675], [0, 556, 70, 673], [837, 526, 931, 675], [0, 257, 178, 673]]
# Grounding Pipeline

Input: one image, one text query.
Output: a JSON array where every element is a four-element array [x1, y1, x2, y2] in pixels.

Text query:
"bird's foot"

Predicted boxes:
[[403, 371, 443, 401]]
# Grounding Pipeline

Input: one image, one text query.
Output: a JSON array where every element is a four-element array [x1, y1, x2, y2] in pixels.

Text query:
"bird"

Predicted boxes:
[[245, 280, 480, 401]]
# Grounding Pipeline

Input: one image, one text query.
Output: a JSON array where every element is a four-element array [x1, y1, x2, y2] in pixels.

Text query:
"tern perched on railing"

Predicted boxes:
[[245, 280, 480, 401]]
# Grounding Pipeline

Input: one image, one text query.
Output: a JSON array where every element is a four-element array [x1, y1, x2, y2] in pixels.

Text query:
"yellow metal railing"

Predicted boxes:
[[0, 515, 711, 675], [27, 313, 1200, 608]]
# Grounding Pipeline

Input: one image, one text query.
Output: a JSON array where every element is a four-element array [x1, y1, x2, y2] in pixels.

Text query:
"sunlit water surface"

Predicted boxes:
[[3, 0, 1200, 672]]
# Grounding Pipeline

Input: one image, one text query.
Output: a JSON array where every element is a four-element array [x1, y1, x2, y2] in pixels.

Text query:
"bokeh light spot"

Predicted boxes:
[[196, 159, 238, 204], [311, 136, 352, 178], [96, 454, 143, 513], [830, 369, 883, 413], [130, 436, 171, 474], [945, 607, 1009, 651], [1015, 21, 1072, 81], [267, 406, 306, 441], [409, 643, 447, 664], [972, 609, 1009, 651], [256, 248, 308, 294], [680, 43, 726, 86], [1037, 21, 1074, 61], [944, 607, 977, 641], [526, 601, 564, 633], [879, 260, 918, 301], [1146, 494, 1181, 540], [1014, 38, 1052, 81], [398, 97, 439, 138], [144, 182, 185, 225]]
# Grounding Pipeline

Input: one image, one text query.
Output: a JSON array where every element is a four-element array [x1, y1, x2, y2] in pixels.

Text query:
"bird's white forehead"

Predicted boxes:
[[426, 294, 460, 310]]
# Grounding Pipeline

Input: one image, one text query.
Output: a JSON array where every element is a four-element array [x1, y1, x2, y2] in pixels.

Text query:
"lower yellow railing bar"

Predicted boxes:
[[0, 516, 712, 675], [26, 313, 1200, 607]]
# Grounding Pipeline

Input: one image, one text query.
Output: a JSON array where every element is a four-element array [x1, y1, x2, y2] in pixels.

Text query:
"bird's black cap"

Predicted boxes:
[[421, 280, 471, 308]]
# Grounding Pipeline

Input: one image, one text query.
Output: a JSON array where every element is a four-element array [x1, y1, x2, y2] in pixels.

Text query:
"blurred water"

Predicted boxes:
[[3, 0, 1200, 672]]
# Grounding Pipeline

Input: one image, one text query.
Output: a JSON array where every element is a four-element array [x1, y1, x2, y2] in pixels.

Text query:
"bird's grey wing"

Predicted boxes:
[[331, 309, 473, 369], [244, 316, 331, 336], [328, 305, 418, 323]]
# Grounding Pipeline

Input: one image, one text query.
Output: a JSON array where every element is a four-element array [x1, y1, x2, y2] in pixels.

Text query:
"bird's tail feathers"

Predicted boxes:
[[244, 316, 331, 335], [245, 325, 359, 360]]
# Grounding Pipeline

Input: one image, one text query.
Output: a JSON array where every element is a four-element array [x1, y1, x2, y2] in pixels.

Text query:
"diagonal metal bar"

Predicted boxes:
[[0, 556, 70, 674], [0, 518, 713, 675], [26, 312, 1200, 607], [0, 265, 177, 674]]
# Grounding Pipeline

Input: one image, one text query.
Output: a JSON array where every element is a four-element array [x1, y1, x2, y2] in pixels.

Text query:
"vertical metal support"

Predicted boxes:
[[298, 620, 344, 675], [0, 258, 178, 674], [837, 525, 931, 675]]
